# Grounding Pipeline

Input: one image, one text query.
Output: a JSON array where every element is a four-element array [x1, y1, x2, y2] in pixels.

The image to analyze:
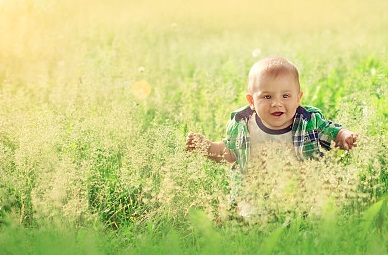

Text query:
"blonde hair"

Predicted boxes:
[[248, 57, 300, 92]]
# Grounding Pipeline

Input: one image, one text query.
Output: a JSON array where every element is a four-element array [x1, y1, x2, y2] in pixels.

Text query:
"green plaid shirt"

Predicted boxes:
[[223, 105, 342, 172]]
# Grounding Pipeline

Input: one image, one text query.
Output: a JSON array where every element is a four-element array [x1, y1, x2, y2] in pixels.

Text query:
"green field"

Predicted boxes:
[[0, 0, 387, 254]]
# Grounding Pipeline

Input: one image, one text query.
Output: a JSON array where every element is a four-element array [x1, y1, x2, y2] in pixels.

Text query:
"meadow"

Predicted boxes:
[[0, 0, 387, 254]]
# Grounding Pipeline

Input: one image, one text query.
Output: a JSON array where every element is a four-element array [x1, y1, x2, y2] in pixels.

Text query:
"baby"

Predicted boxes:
[[186, 57, 357, 172]]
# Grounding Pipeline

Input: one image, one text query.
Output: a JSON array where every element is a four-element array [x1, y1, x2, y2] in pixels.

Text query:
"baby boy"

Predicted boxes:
[[186, 57, 357, 172]]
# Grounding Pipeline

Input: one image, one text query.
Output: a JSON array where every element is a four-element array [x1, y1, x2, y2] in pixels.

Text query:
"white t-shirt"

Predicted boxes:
[[238, 113, 295, 218], [247, 112, 294, 160]]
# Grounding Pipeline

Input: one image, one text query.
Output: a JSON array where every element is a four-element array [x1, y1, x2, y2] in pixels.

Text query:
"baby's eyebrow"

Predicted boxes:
[[255, 91, 269, 97], [257, 90, 271, 94], [257, 90, 292, 94]]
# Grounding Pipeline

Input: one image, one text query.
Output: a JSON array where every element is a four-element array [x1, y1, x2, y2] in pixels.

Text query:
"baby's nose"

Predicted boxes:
[[271, 100, 282, 107]]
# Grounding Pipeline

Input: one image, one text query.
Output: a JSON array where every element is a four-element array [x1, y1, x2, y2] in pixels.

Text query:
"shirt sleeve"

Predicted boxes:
[[222, 118, 250, 173], [314, 111, 343, 150], [223, 118, 239, 155]]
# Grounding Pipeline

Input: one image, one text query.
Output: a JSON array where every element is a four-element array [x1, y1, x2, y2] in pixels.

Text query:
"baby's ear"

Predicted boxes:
[[298, 91, 303, 103], [245, 93, 255, 110]]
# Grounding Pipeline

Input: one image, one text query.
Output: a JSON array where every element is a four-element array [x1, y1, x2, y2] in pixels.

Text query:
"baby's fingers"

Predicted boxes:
[[185, 132, 201, 151], [351, 134, 358, 148], [344, 134, 358, 150], [185, 138, 195, 151]]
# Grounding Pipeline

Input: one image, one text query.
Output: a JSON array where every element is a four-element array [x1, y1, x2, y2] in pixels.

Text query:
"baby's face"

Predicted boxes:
[[246, 72, 302, 130]]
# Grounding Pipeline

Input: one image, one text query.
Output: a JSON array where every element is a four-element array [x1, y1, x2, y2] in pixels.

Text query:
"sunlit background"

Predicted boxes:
[[0, 0, 387, 254]]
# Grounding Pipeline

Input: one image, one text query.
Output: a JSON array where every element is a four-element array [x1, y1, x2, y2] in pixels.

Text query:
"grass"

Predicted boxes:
[[0, 0, 387, 254]]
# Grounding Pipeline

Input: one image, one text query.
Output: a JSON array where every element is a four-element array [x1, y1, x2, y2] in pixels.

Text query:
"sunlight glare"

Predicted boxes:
[[132, 80, 151, 100]]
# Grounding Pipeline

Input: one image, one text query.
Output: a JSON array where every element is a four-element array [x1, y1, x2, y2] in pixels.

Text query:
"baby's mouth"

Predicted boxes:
[[271, 112, 284, 117]]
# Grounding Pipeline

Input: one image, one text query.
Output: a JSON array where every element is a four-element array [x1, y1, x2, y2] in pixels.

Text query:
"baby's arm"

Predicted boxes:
[[311, 107, 358, 151], [185, 132, 236, 163], [335, 128, 358, 150]]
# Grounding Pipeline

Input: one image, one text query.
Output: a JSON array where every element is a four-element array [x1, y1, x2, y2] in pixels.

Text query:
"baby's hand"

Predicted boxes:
[[185, 132, 209, 153], [185, 132, 235, 163], [335, 129, 358, 151]]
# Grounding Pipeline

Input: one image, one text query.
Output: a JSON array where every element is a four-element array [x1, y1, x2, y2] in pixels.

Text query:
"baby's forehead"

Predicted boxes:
[[258, 68, 295, 79], [248, 70, 300, 93], [251, 80, 299, 91]]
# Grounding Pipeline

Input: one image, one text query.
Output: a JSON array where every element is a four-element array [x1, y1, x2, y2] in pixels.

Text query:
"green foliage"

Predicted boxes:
[[0, 0, 387, 254]]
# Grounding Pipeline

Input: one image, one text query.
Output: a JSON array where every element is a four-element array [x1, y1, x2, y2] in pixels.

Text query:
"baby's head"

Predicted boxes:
[[248, 57, 300, 93], [246, 57, 303, 130]]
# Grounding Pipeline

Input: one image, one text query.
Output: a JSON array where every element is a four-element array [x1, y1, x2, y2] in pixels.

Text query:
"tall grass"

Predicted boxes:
[[0, 0, 387, 254]]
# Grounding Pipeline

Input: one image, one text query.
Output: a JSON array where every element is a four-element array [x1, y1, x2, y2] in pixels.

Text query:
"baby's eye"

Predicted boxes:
[[283, 94, 290, 98], [264, 95, 271, 99]]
